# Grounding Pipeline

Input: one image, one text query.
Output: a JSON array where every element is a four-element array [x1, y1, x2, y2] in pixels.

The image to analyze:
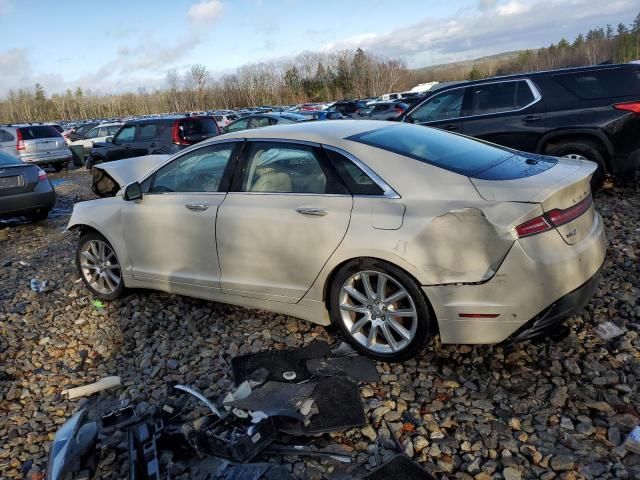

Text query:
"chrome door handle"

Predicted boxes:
[[296, 207, 328, 216], [185, 203, 209, 211]]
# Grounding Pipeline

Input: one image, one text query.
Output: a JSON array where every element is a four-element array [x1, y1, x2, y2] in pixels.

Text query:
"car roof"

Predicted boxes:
[[219, 119, 388, 144]]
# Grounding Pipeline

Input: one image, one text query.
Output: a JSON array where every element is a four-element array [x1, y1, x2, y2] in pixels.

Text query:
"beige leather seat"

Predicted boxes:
[[251, 166, 292, 192]]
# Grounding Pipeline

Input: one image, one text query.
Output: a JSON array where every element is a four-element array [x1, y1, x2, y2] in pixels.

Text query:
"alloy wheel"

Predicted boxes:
[[338, 270, 418, 354], [561, 153, 589, 161], [79, 240, 121, 295]]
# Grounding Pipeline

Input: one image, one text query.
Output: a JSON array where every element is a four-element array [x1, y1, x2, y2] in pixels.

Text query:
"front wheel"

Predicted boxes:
[[328, 259, 434, 362], [76, 232, 125, 300]]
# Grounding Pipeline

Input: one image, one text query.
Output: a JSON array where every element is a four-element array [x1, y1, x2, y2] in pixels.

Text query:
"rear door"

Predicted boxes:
[[462, 79, 546, 152], [216, 140, 353, 303], [404, 87, 470, 133]]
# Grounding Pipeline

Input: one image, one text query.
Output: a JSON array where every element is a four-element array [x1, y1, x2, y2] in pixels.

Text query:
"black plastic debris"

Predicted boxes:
[[264, 443, 353, 463], [225, 381, 316, 421], [278, 376, 365, 434], [128, 419, 169, 480], [231, 341, 331, 384], [359, 454, 436, 480], [306, 356, 379, 383], [214, 462, 293, 480]]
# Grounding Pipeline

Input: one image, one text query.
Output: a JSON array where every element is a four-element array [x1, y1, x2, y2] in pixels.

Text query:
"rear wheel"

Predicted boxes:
[[26, 210, 50, 222], [545, 142, 606, 190], [52, 163, 66, 172], [76, 232, 124, 300], [329, 259, 433, 362]]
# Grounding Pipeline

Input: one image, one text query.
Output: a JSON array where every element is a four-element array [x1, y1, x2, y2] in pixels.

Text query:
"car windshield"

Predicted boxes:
[[348, 124, 522, 177], [0, 152, 22, 166]]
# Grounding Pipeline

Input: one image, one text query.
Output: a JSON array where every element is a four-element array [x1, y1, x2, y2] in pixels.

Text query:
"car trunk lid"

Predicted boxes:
[[0, 164, 38, 196], [470, 156, 597, 245]]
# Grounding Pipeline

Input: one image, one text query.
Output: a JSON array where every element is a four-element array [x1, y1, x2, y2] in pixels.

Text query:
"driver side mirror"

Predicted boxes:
[[106, 136, 113, 143], [123, 182, 142, 201]]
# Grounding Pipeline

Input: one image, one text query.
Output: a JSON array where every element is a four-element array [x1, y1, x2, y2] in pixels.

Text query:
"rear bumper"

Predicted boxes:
[[425, 211, 606, 344], [21, 151, 72, 165], [502, 266, 601, 344], [0, 188, 56, 217]]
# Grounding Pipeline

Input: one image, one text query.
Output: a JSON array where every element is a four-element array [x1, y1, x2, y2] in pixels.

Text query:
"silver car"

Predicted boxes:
[[0, 124, 72, 171]]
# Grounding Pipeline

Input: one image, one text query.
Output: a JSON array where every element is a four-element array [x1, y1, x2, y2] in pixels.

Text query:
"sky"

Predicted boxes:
[[0, 0, 638, 97]]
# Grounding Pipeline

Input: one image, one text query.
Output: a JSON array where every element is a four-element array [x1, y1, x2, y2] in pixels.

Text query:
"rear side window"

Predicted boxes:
[[554, 67, 640, 99], [325, 149, 384, 195], [472, 81, 535, 115], [138, 124, 158, 140], [0, 129, 14, 142], [17, 126, 61, 139]]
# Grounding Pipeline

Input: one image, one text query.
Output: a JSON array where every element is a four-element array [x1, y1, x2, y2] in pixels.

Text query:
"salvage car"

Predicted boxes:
[[0, 151, 56, 221], [68, 122, 123, 158], [68, 120, 606, 361]]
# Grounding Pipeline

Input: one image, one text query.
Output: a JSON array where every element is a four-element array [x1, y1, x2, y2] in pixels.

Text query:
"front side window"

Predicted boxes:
[[98, 127, 110, 137], [84, 127, 99, 138], [114, 125, 135, 143], [150, 143, 236, 193], [410, 89, 466, 123], [225, 118, 249, 133], [240, 142, 345, 194], [248, 117, 270, 129], [107, 125, 121, 135]]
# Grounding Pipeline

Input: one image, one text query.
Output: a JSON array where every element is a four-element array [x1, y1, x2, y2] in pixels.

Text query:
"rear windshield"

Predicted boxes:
[[179, 117, 219, 139], [554, 66, 640, 99], [18, 125, 62, 139], [347, 124, 557, 179], [0, 151, 22, 166]]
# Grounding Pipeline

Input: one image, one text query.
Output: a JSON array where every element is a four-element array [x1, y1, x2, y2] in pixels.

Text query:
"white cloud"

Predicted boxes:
[[188, 0, 224, 26], [322, 0, 639, 67]]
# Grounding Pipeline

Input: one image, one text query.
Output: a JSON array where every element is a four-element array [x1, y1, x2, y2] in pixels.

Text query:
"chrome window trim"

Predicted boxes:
[[409, 78, 542, 124], [322, 145, 401, 199]]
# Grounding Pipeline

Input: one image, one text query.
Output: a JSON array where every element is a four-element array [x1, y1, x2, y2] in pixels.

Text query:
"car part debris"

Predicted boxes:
[[264, 443, 352, 463], [306, 356, 379, 383], [62, 376, 122, 399], [30, 278, 48, 293], [359, 454, 436, 480], [186, 417, 278, 463], [624, 426, 640, 453], [278, 376, 365, 434], [128, 419, 169, 480], [231, 341, 331, 384], [331, 341, 358, 357], [174, 384, 222, 418], [101, 406, 137, 432], [224, 381, 316, 421], [47, 410, 98, 480], [213, 462, 293, 480], [594, 321, 625, 340]]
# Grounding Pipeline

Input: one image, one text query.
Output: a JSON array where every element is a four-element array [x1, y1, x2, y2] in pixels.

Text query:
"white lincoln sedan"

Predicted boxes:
[[68, 120, 606, 361]]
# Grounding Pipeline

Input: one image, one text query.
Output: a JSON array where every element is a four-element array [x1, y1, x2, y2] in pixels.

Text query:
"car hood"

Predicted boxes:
[[94, 154, 169, 187]]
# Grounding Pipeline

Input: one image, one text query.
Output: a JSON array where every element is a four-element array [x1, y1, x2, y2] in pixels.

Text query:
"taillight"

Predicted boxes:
[[16, 130, 25, 151], [394, 107, 405, 114], [172, 120, 191, 146], [515, 216, 552, 238], [613, 101, 640, 114], [515, 194, 593, 238], [37, 168, 48, 182]]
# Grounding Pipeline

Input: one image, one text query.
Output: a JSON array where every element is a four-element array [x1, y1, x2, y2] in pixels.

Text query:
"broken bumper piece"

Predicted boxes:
[[47, 410, 98, 480]]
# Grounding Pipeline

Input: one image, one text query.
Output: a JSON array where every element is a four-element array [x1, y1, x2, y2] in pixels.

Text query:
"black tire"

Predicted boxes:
[[52, 163, 66, 172], [328, 258, 434, 362], [26, 209, 50, 222], [86, 156, 103, 170], [76, 231, 125, 301], [545, 142, 606, 190]]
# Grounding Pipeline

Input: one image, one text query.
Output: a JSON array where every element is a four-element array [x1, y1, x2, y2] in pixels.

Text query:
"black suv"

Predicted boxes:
[[401, 63, 640, 186], [88, 115, 220, 167], [327, 100, 368, 118]]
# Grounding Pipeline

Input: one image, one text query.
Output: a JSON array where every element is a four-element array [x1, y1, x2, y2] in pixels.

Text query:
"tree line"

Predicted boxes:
[[0, 12, 639, 123]]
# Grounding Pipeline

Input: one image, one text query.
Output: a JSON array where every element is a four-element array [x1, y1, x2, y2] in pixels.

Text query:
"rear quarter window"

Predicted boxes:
[[347, 124, 557, 180], [18, 126, 62, 139], [554, 67, 640, 99], [0, 129, 14, 142]]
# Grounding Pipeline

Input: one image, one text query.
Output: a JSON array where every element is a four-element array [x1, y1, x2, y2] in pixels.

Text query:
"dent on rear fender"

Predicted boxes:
[[415, 207, 515, 285]]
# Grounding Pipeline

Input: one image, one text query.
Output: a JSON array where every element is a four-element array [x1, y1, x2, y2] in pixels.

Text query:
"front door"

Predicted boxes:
[[216, 141, 353, 303], [122, 142, 240, 288]]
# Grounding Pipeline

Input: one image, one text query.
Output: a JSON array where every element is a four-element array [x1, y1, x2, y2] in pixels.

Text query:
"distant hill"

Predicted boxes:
[[411, 50, 525, 76]]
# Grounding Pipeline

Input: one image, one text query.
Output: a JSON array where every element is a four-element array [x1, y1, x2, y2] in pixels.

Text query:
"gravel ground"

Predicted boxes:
[[0, 169, 639, 479]]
